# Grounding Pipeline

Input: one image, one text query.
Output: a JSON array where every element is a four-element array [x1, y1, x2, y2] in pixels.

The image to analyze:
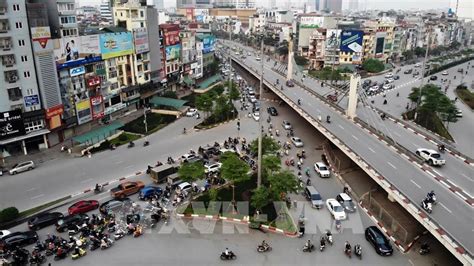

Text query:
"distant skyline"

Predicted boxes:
[[76, 0, 472, 18]]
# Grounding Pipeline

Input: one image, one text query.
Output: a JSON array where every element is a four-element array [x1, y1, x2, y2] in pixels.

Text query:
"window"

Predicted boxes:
[[24, 71, 30, 78], [140, 22, 144, 28], [7, 87, 22, 101], [15, 22, 23, 29], [18, 39, 25, 46], [13, 4, 20, 11], [140, 11, 144, 17], [21, 56, 27, 62]]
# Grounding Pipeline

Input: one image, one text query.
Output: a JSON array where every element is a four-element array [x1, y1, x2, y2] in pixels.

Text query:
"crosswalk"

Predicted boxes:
[[368, 78, 420, 98]]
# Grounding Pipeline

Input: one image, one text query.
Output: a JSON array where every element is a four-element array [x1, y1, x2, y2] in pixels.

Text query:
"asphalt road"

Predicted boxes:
[[222, 40, 474, 256]]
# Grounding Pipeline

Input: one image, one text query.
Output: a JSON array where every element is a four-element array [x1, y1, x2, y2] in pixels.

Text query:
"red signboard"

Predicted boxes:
[[87, 76, 101, 87], [45, 104, 64, 119], [90, 95, 105, 120], [164, 31, 180, 46]]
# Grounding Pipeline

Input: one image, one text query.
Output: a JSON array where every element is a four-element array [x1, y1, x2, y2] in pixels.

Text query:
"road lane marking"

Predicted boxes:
[[439, 202, 452, 214], [393, 132, 401, 137], [387, 162, 397, 169], [80, 178, 94, 184], [338, 125, 344, 130], [26, 187, 37, 192], [368, 147, 376, 153], [124, 165, 134, 169], [31, 194, 44, 200], [461, 173, 473, 182], [115, 161, 124, 165], [410, 180, 421, 189], [431, 169, 441, 176], [352, 135, 359, 141]]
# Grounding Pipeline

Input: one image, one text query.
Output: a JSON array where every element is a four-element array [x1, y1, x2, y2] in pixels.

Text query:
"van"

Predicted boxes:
[[149, 164, 178, 183], [304, 186, 323, 209]]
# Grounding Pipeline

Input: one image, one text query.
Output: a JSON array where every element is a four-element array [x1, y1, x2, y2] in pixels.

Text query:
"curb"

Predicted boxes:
[[194, 117, 239, 132]]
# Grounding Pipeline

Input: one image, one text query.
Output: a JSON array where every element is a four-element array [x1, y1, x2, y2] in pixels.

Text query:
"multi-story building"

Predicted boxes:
[[249, 13, 266, 33], [100, 0, 113, 24], [160, 23, 181, 89], [180, 30, 199, 83], [308, 28, 326, 69], [294, 14, 337, 57], [32, 0, 78, 39], [196, 33, 215, 76], [264, 10, 293, 24]]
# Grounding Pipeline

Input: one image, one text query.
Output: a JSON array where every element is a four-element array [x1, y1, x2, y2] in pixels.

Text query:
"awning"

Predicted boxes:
[[197, 74, 222, 89], [183, 75, 195, 86], [0, 128, 50, 145], [149, 96, 187, 110], [72, 121, 124, 145]]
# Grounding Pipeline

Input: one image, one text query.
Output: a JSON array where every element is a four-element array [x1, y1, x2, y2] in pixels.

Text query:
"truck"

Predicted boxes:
[[110, 181, 145, 198], [149, 164, 178, 183]]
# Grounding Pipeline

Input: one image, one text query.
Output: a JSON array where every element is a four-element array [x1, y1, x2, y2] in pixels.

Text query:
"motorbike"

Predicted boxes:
[[320, 242, 326, 251], [144, 140, 150, 147], [100, 238, 114, 250], [344, 247, 352, 258], [354, 245, 362, 260], [220, 251, 237, 260], [71, 248, 87, 260], [114, 228, 126, 240], [326, 116, 331, 123], [437, 145, 445, 153], [419, 245, 430, 255], [325, 232, 333, 245], [29, 254, 46, 265], [133, 225, 143, 238], [421, 200, 432, 213], [257, 244, 272, 253], [302, 244, 315, 252], [128, 141, 135, 148], [53, 251, 67, 261]]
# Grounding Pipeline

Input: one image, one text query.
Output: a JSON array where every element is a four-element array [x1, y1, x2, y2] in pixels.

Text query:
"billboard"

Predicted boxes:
[[202, 35, 215, 54], [90, 95, 105, 120], [300, 16, 324, 28], [0, 110, 26, 140], [31, 27, 52, 51], [45, 104, 63, 130], [375, 37, 385, 55], [70, 66, 85, 77], [24, 95, 40, 107], [326, 29, 341, 49], [100, 32, 134, 60], [133, 28, 149, 54], [87, 76, 101, 87], [54, 35, 100, 65], [340, 30, 363, 53], [164, 31, 180, 46], [76, 99, 92, 125], [165, 44, 181, 61]]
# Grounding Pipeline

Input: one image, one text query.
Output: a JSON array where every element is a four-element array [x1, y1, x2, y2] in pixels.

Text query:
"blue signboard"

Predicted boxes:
[[24, 95, 40, 107], [202, 36, 215, 54], [340, 30, 363, 53], [70, 66, 85, 77]]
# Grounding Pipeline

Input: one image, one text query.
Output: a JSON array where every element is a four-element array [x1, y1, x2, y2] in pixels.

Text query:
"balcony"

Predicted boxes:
[[0, 20, 8, 33], [4, 70, 18, 83], [0, 0, 6, 15], [0, 37, 12, 50], [2, 55, 15, 67]]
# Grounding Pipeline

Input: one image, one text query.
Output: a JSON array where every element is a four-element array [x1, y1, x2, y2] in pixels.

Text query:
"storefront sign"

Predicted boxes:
[[90, 95, 105, 120], [45, 105, 64, 119], [87, 76, 101, 87], [24, 95, 40, 107], [76, 99, 92, 125], [70, 66, 85, 77], [0, 110, 26, 140]]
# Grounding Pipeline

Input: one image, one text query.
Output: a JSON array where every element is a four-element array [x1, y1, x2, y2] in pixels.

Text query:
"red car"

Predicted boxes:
[[68, 200, 99, 215]]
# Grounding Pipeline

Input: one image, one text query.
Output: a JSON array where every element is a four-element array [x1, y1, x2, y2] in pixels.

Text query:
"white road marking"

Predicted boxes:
[[461, 173, 473, 182], [431, 169, 441, 176], [410, 180, 422, 189], [26, 187, 37, 192], [387, 162, 397, 169], [338, 125, 344, 130], [80, 178, 94, 184], [31, 194, 44, 200], [352, 135, 359, 141], [124, 165, 134, 169], [393, 132, 401, 137], [439, 202, 452, 214], [368, 147, 376, 153], [115, 160, 124, 165]]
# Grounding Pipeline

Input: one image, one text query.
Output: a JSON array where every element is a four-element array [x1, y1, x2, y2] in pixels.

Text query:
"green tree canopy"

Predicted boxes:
[[262, 155, 281, 177], [362, 58, 385, 73], [251, 187, 271, 210], [294, 55, 308, 66], [267, 170, 299, 200], [220, 153, 251, 184], [414, 47, 426, 57], [196, 93, 213, 117], [178, 162, 205, 183], [250, 135, 281, 155]]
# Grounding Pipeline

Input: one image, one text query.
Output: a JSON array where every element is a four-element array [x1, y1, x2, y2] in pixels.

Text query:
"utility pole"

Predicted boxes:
[[287, 34, 294, 82], [257, 36, 264, 188], [228, 20, 232, 94], [414, 25, 431, 120]]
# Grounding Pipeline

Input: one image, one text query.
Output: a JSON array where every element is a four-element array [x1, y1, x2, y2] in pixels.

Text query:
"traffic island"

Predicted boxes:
[[455, 85, 474, 110]]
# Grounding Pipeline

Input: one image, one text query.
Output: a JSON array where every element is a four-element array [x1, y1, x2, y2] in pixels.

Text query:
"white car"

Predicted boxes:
[[456, 110, 462, 117], [186, 108, 198, 117], [249, 96, 257, 103], [415, 63, 421, 68], [0, 230, 11, 238], [9, 161, 35, 175], [177, 182, 192, 194], [314, 162, 330, 178], [205, 162, 222, 174], [282, 120, 292, 130], [385, 73, 393, 78], [326, 198, 347, 220], [291, 137, 304, 148], [386, 78, 394, 83], [382, 84, 392, 90], [256, 57, 261, 61], [441, 71, 449, 75], [252, 112, 260, 121], [416, 148, 446, 166]]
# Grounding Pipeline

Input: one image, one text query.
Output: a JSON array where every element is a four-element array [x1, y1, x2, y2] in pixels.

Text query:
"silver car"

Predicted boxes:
[[9, 161, 35, 175]]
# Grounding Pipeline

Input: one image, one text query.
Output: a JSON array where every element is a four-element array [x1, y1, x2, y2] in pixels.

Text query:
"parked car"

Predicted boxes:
[[416, 148, 445, 166], [365, 226, 393, 256], [255, 56, 261, 61], [0, 231, 38, 251], [139, 186, 163, 200], [67, 200, 99, 215], [430, 75, 438, 81], [176, 182, 192, 194], [304, 186, 323, 209], [326, 199, 346, 220], [267, 106, 278, 116], [282, 120, 292, 130], [286, 80, 295, 87], [55, 214, 89, 232], [384, 73, 393, 78], [110, 181, 145, 199], [404, 69, 413, 74], [457, 68, 463, 73], [386, 78, 394, 83], [205, 162, 222, 174], [336, 193, 356, 213], [27, 212, 64, 230], [290, 137, 304, 148], [181, 153, 201, 163], [456, 110, 463, 117], [9, 161, 35, 175], [314, 162, 330, 178], [186, 108, 198, 117], [0, 230, 11, 238], [382, 84, 392, 90], [252, 112, 260, 121], [99, 198, 132, 215], [441, 71, 449, 76]]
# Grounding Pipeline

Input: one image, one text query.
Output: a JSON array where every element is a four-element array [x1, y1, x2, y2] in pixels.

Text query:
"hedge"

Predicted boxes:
[[426, 56, 474, 77], [0, 207, 19, 223]]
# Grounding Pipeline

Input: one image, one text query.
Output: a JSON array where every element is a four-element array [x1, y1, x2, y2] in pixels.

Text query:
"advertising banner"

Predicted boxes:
[[24, 95, 40, 107], [164, 31, 180, 46], [70, 66, 85, 77], [326, 29, 341, 49], [54, 35, 100, 64], [165, 44, 181, 61], [202, 35, 215, 54], [0, 110, 26, 140], [133, 28, 149, 54], [76, 99, 92, 125], [100, 32, 134, 59], [300, 16, 324, 28], [45, 104, 63, 130], [31, 27, 51, 50], [87, 76, 101, 87], [90, 95, 105, 120], [340, 30, 363, 53]]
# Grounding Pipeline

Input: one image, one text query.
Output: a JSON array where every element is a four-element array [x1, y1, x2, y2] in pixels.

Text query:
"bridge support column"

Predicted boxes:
[[287, 35, 294, 81], [346, 74, 361, 119], [387, 193, 396, 203]]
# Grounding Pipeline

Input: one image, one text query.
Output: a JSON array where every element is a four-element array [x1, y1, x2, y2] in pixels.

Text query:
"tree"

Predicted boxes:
[[209, 59, 219, 74], [251, 187, 271, 211], [196, 93, 213, 117], [250, 135, 281, 155], [402, 50, 414, 61], [178, 162, 205, 183], [294, 55, 308, 66], [362, 58, 385, 73], [228, 82, 240, 101], [262, 155, 281, 177], [449, 41, 461, 51], [414, 47, 426, 57], [220, 153, 251, 203], [267, 170, 299, 200]]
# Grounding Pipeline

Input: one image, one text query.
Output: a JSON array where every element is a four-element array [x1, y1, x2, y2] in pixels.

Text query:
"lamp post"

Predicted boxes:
[[257, 35, 264, 188], [414, 25, 432, 120]]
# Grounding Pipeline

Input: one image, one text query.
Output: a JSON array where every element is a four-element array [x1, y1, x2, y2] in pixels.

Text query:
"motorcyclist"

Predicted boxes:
[[344, 241, 351, 252], [427, 190, 436, 203], [326, 115, 331, 123], [326, 230, 332, 243], [224, 247, 230, 257], [297, 99, 301, 105], [320, 236, 326, 248], [95, 183, 101, 192], [56, 246, 64, 257], [183, 128, 186, 134], [354, 243, 362, 255], [128, 141, 134, 147], [260, 240, 269, 249], [304, 239, 312, 250], [438, 144, 445, 152], [420, 242, 430, 251]]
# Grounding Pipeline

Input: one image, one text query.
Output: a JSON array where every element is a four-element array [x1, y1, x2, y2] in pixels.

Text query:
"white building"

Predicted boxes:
[[100, 0, 113, 23]]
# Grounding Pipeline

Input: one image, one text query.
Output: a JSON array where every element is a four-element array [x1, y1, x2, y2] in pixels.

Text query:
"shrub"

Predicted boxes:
[[0, 207, 20, 223], [362, 58, 385, 73], [118, 134, 128, 142]]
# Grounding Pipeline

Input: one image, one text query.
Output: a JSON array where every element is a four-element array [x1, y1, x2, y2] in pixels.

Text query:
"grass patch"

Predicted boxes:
[[121, 113, 176, 135], [269, 207, 296, 233], [404, 110, 454, 141], [195, 107, 238, 129], [455, 85, 474, 110], [20, 196, 71, 217], [89, 132, 141, 153]]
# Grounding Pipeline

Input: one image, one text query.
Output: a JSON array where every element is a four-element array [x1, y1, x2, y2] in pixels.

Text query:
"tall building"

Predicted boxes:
[[30, 0, 78, 39], [100, 0, 113, 23], [322, 0, 342, 13], [348, 0, 358, 11], [177, 0, 212, 9], [148, 0, 164, 10]]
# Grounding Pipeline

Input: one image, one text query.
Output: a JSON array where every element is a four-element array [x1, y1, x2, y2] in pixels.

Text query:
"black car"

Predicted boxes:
[[267, 107, 278, 116], [55, 213, 89, 232], [365, 226, 393, 256], [27, 212, 64, 230], [0, 231, 38, 251], [430, 75, 437, 81], [99, 198, 132, 215], [404, 69, 413, 74], [393, 75, 400, 80]]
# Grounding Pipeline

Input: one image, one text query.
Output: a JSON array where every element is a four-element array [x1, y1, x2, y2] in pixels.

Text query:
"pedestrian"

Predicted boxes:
[[455, 97, 458, 102], [406, 103, 409, 110]]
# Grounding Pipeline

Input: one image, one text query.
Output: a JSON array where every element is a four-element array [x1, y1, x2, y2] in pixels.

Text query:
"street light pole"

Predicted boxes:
[[414, 25, 431, 120], [257, 36, 264, 188]]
